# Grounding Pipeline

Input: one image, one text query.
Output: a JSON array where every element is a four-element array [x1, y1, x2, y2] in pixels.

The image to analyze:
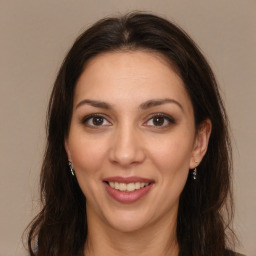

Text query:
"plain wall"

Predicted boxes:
[[0, 0, 255, 255]]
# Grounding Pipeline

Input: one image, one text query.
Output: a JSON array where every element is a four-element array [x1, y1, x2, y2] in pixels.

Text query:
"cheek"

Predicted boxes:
[[150, 134, 193, 201], [68, 134, 109, 201], [148, 133, 194, 173], [68, 134, 108, 174]]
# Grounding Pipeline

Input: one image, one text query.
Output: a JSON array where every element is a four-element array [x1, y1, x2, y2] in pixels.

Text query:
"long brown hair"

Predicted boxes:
[[26, 12, 235, 256]]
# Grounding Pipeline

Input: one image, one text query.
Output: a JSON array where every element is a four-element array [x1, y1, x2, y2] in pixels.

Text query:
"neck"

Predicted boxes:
[[84, 208, 179, 256]]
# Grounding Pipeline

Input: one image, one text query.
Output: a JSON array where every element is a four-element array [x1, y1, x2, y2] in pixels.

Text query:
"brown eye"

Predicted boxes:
[[152, 116, 165, 126], [92, 116, 104, 126], [144, 113, 175, 128], [82, 114, 111, 128]]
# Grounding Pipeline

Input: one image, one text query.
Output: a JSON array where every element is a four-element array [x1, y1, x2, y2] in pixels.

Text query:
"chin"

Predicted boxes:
[[106, 213, 151, 233], [101, 203, 164, 234]]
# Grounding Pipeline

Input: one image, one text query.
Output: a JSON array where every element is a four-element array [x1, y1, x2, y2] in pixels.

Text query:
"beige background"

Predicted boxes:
[[0, 0, 255, 255]]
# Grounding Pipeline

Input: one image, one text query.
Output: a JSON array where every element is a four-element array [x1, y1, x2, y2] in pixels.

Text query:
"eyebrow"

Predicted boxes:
[[76, 99, 112, 109], [76, 98, 184, 112], [139, 98, 184, 112]]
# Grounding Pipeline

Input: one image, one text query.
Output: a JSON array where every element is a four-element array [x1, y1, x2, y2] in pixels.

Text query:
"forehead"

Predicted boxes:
[[74, 50, 192, 111]]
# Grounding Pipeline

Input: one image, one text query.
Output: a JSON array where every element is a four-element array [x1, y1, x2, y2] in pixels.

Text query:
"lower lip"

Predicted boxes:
[[104, 182, 153, 203]]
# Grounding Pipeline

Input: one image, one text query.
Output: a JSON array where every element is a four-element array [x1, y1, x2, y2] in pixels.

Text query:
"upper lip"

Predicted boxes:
[[103, 176, 154, 184]]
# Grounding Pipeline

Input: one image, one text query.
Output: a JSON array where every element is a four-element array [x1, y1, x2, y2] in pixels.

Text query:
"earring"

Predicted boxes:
[[68, 161, 75, 176], [192, 167, 197, 180], [193, 160, 198, 180]]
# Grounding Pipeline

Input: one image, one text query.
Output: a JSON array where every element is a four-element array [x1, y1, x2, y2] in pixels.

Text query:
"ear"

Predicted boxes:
[[189, 119, 212, 169], [64, 138, 72, 162]]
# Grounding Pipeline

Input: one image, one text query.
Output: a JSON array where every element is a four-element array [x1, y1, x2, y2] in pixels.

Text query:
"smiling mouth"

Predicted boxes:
[[105, 181, 151, 192], [103, 177, 154, 203]]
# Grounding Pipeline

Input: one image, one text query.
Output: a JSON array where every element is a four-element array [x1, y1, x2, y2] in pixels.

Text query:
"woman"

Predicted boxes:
[[26, 12, 242, 256]]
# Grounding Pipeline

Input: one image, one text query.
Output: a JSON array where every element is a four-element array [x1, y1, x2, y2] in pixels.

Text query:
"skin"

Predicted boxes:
[[65, 51, 211, 256]]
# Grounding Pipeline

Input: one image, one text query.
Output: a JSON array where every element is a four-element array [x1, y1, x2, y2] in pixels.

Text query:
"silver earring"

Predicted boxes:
[[192, 167, 197, 180], [68, 161, 75, 176]]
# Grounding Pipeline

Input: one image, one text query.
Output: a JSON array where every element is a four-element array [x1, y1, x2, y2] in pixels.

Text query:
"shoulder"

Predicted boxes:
[[226, 250, 246, 256]]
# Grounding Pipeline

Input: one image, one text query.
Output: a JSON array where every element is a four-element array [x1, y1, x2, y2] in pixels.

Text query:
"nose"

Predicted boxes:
[[108, 124, 146, 167]]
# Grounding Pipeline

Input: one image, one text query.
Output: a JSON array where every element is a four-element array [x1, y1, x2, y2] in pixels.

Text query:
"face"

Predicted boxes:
[[65, 51, 210, 233]]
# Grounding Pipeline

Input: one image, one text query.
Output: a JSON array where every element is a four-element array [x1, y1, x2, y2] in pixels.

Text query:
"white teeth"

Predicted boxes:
[[119, 183, 126, 191], [127, 183, 135, 192], [114, 182, 119, 189], [135, 182, 140, 189], [108, 182, 150, 192]]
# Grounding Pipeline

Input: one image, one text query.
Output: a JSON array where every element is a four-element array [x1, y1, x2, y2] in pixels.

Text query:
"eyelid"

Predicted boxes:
[[80, 112, 175, 128], [81, 113, 112, 127], [143, 113, 176, 127]]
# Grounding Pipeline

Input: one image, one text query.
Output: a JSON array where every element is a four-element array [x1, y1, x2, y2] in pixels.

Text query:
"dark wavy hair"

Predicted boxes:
[[26, 12, 235, 256]]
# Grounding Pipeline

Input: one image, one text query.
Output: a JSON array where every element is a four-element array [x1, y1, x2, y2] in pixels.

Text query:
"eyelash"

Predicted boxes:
[[81, 113, 175, 128], [144, 113, 176, 128], [81, 113, 111, 128]]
